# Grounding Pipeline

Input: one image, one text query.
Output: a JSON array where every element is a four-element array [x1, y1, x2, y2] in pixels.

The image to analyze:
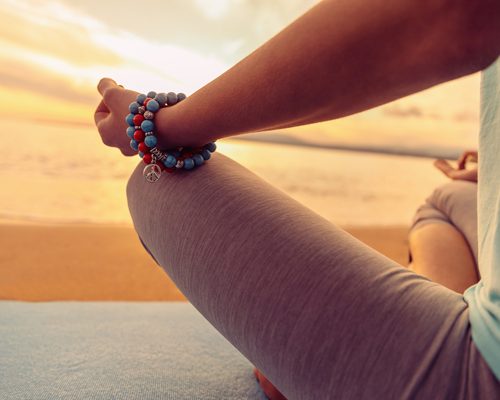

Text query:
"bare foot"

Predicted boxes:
[[253, 367, 287, 400]]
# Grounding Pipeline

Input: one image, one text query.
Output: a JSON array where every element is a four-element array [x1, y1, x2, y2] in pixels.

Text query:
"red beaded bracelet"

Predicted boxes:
[[125, 91, 217, 183]]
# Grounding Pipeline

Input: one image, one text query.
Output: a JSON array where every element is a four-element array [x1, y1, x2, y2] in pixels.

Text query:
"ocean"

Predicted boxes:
[[2, 120, 452, 226]]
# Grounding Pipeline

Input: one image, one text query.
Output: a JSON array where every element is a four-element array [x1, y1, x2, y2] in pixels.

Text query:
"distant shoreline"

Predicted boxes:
[[229, 133, 464, 160], [26, 117, 466, 160]]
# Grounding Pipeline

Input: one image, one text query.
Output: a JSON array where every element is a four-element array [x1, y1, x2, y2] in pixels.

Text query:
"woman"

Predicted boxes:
[[94, 1, 499, 398]]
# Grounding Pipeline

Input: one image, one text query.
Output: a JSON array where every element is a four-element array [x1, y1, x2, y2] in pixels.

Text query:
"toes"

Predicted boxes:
[[253, 367, 260, 382]]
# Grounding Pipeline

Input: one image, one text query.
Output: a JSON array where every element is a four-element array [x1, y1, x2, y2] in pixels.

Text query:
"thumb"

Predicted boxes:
[[97, 77, 118, 96]]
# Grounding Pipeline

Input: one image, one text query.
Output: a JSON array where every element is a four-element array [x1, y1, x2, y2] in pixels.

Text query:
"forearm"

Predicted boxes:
[[156, 0, 499, 148]]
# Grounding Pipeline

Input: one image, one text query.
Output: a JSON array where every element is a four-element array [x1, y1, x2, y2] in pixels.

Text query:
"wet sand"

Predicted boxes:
[[0, 222, 409, 301]]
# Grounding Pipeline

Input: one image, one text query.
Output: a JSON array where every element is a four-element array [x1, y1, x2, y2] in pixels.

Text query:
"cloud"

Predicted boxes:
[[0, 58, 97, 105], [0, 1, 122, 67], [383, 105, 426, 118], [0, 0, 236, 115], [382, 104, 442, 119]]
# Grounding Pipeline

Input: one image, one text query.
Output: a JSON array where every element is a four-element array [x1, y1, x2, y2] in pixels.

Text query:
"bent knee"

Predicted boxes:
[[409, 181, 477, 233], [425, 181, 477, 212]]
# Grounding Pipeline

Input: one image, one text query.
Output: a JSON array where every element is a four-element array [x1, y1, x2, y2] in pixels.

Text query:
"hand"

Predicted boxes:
[[434, 159, 478, 182], [457, 150, 478, 170], [94, 78, 140, 156]]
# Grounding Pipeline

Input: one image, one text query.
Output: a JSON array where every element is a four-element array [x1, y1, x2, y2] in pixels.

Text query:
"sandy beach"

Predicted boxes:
[[1, 222, 409, 301]]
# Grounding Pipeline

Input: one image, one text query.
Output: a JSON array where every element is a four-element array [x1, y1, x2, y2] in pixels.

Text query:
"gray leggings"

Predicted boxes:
[[409, 180, 478, 264], [127, 153, 498, 399]]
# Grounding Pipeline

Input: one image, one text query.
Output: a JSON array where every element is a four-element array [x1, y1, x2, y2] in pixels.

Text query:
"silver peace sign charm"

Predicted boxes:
[[143, 163, 162, 183]]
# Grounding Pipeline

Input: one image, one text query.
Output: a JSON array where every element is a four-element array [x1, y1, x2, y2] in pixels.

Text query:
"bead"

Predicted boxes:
[[175, 159, 184, 169], [166, 92, 177, 105], [136, 93, 147, 105], [138, 106, 146, 114], [144, 110, 154, 120], [126, 113, 135, 126], [177, 93, 186, 102], [192, 153, 205, 166], [157, 162, 166, 171], [144, 135, 157, 148], [155, 92, 167, 106], [133, 130, 145, 141], [144, 131, 154, 136], [201, 149, 211, 160], [133, 114, 144, 126], [164, 155, 177, 168], [126, 126, 135, 138], [130, 139, 139, 151], [138, 151, 144, 158], [183, 157, 195, 170], [147, 91, 157, 99], [204, 142, 217, 152], [141, 120, 154, 132], [146, 99, 160, 112], [143, 154, 152, 164], [164, 167, 176, 174], [143, 98, 152, 106], [138, 142, 150, 153], [129, 102, 139, 114]]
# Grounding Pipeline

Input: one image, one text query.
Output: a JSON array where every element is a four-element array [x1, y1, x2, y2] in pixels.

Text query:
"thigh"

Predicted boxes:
[[410, 181, 478, 262], [127, 153, 490, 399]]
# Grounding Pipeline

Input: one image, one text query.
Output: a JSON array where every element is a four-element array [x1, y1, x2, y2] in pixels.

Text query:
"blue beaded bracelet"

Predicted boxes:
[[126, 91, 216, 183]]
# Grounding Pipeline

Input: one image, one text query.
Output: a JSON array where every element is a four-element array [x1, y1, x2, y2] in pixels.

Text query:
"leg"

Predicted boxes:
[[409, 224, 478, 293], [127, 153, 497, 399], [408, 181, 479, 293]]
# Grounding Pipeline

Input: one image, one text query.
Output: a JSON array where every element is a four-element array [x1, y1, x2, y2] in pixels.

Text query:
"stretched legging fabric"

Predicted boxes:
[[409, 180, 478, 264], [127, 153, 498, 399]]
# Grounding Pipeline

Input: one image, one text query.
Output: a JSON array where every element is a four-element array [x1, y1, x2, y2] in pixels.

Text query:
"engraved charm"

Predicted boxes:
[[150, 147, 167, 161], [143, 163, 162, 183]]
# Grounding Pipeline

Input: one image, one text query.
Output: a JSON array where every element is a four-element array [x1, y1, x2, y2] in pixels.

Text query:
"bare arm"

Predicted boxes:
[[95, 0, 499, 153], [155, 0, 499, 148]]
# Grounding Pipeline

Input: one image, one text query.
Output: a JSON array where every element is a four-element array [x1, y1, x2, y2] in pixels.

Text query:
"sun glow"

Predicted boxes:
[[0, 0, 481, 152]]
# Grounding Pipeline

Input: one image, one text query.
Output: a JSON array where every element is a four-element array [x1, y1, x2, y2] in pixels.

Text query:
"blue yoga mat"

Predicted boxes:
[[0, 301, 267, 400]]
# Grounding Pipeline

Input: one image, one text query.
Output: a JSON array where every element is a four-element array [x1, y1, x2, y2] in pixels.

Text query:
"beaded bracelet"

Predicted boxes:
[[125, 91, 217, 183]]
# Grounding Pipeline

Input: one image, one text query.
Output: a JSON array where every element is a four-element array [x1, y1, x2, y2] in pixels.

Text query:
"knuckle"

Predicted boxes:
[[103, 87, 119, 102]]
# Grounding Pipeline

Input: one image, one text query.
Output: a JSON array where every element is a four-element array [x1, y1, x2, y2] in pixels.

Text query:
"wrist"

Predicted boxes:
[[155, 101, 213, 150]]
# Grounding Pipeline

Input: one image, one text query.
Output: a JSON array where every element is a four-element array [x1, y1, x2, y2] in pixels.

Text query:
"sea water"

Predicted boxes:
[[1, 120, 452, 226]]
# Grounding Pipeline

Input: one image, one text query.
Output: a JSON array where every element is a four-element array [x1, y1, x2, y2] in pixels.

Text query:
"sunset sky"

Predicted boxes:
[[0, 0, 481, 154]]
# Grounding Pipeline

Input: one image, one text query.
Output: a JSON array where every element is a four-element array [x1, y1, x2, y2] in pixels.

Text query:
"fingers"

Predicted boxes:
[[94, 100, 109, 125], [458, 153, 470, 170], [458, 150, 478, 169], [434, 159, 454, 177], [97, 77, 119, 96], [447, 169, 478, 182]]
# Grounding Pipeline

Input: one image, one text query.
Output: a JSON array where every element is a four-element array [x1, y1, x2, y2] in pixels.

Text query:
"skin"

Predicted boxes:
[[409, 151, 479, 294], [95, 0, 500, 153], [434, 150, 478, 182], [95, 1, 499, 399], [408, 223, 479, 294]]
